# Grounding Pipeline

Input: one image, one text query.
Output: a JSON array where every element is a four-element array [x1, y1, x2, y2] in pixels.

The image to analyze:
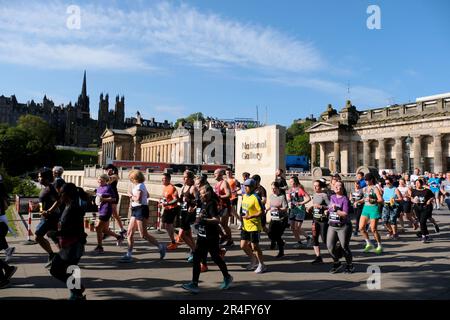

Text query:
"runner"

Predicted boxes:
[[397, 178, 419, 232], [35, 168, 60, 267], [252, 175, 268, 233], [120, 170, 165, 262], [275, 169, 288, 194], [440, 172, 450, 210], [0, 176, 14, 262], [48, 183, 87, 300], [104, 164, 127, 237], [213, 169, 233, 247], [410, 179, 435, 243], [357, 172, 367, 189], [93, 174, 124, 254], [326, 181, 354, 273], [52, 166, 66, 192], [266, 181, 288, 258], [382, 177, 403, 239], [350, 181, 364, 237], [308, 179, 330, 264], [286, 176, 311, 248], [160, 173, 181, 250], [410, 168, 421, 185], [428, 173, 441, 210], [179, 170, 198, 262], [181, 186, 233, 294], [225, 168, 242, 229], [359, 173, 383, 254], [240, 179, 267, 273]]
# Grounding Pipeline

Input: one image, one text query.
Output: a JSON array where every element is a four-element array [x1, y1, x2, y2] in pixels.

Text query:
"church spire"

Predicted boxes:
[[82, 70, 87, 98]]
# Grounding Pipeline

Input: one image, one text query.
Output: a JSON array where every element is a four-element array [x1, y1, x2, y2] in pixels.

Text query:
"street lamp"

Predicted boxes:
[[405, 135, 413, 174]]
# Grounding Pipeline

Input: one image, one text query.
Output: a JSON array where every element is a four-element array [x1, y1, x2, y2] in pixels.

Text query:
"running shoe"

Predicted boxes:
[[363, 244, 374, 253], [181, 282, 199, 294], [167, 243, 178, 250], [4, 266, 17, 281], [92, 246, 104, 255], [44, 253, 56, 268], [330, 262, 343, 274], [4, 247, 15, 263], [254, 264, 267, 274], [344, 264, 355, 274], [276, 250, 284, 258], [0, 280, 10, 289], [434, 224, 440, 234], [245, 261, 259, 271], [119, 229, 127, 238], [116, 234, 125, 246], [119, 254, 133, 263], [219, 275, 233, 290], [392, 234, 400, 240], [311, 256, 323, 264], [374, 246, 383, 255], [200, 263, 208, 273], [223, 240, 234, 247], [187, 254, 194, 263], [159, 244, 166, 259]]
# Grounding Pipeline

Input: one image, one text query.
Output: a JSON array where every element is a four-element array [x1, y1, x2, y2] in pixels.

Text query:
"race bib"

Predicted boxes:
[[270, 210, 280, 220], [197, 224, 206, 237], [313, 207, 323, 219], [329, 211, 340, 223], [181, 202, 188, 211]]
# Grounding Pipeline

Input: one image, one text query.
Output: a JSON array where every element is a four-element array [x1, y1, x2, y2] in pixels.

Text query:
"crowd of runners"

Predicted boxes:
[[0, 165, 445, 298]]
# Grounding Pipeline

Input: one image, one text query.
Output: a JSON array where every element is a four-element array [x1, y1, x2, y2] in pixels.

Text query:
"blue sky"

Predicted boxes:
[[1, 0, 449, 126]]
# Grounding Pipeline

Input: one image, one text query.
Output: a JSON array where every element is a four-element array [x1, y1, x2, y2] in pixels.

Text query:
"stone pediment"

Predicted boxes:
[[306, 122, 339, 132], [100, 128, 131, 139]]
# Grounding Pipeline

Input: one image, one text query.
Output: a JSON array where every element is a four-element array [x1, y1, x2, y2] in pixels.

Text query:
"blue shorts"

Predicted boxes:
[[35, 218, 58, 237], [289, 206, 306, 221], [131, 205, 150, 221]]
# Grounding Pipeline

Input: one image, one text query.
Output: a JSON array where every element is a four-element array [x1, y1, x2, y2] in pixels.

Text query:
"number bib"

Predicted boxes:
[[270, 210, 280, 221], [313, 207, 323, 220]]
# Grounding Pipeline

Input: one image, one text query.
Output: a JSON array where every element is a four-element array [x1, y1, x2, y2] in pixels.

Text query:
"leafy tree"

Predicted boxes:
[[285, 119, 314, 157], [175, 112, 205, 127]]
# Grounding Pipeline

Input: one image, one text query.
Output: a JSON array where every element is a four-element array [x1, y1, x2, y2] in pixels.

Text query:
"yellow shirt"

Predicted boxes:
[[242, 193, 262, 232]]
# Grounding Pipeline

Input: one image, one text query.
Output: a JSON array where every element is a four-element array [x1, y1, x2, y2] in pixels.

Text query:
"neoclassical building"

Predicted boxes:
[[307, 92, 450, 174]]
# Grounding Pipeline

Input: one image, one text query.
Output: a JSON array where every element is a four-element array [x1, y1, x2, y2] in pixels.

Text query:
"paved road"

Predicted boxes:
[[2, 209, 450, 300]]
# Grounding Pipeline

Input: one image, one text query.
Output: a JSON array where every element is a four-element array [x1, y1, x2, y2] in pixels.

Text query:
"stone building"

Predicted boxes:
[[0, 71, 125, 147], [307, 92, 450, 174], [100, 120, 237, 166]]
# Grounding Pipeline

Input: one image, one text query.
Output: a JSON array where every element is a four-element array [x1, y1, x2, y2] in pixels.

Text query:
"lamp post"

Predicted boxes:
[[405, 135, 413, 174]]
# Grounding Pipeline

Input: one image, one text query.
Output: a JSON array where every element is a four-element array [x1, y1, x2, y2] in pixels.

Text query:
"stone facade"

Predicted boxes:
[[0, 71, 125, 147], [307, 92, 450, 174]]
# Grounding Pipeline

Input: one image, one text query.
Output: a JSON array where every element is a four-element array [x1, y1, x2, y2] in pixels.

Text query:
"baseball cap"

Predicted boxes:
[[243, 179, 256, 187]]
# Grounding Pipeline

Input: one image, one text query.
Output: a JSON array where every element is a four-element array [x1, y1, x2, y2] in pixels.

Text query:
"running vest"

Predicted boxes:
[[181, 185, 196, 211], [227, 178, 238, 200], [214, 180, 231, 210], [363, 187, 378, 206]]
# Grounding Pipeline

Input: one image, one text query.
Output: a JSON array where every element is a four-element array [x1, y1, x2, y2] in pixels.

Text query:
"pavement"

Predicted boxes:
[[1, 209, 450, 300]]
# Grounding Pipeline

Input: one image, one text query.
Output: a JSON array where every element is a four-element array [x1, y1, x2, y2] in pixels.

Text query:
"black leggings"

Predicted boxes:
[[50, 252, 84, 296], [0, 222, 8, 251], [413, 205, 432, 236], [268, 220, 286, 249], [312, 220, 328, 246], [193, 238, 229, 283]]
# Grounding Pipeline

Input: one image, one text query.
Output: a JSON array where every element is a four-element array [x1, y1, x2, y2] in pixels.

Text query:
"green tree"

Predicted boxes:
[[285, 120, 314, 157], [0, 115, 56, 176], [175, 112, 205, 127]]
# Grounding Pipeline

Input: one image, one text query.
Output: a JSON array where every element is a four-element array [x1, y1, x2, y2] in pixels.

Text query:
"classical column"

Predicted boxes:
[[363, 140, 371, 167], [413, 135, 422, 172], [378, 138, 386, 170], [434, 134, 443, 173], [333, 141, 340, 173], [319, 142, 325, 167], [311, 143, 317, 170], [395, 137, 404, 173]]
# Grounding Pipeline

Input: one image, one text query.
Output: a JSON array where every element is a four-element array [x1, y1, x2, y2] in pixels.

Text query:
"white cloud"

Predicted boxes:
[[0, 1, 323, 72]]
